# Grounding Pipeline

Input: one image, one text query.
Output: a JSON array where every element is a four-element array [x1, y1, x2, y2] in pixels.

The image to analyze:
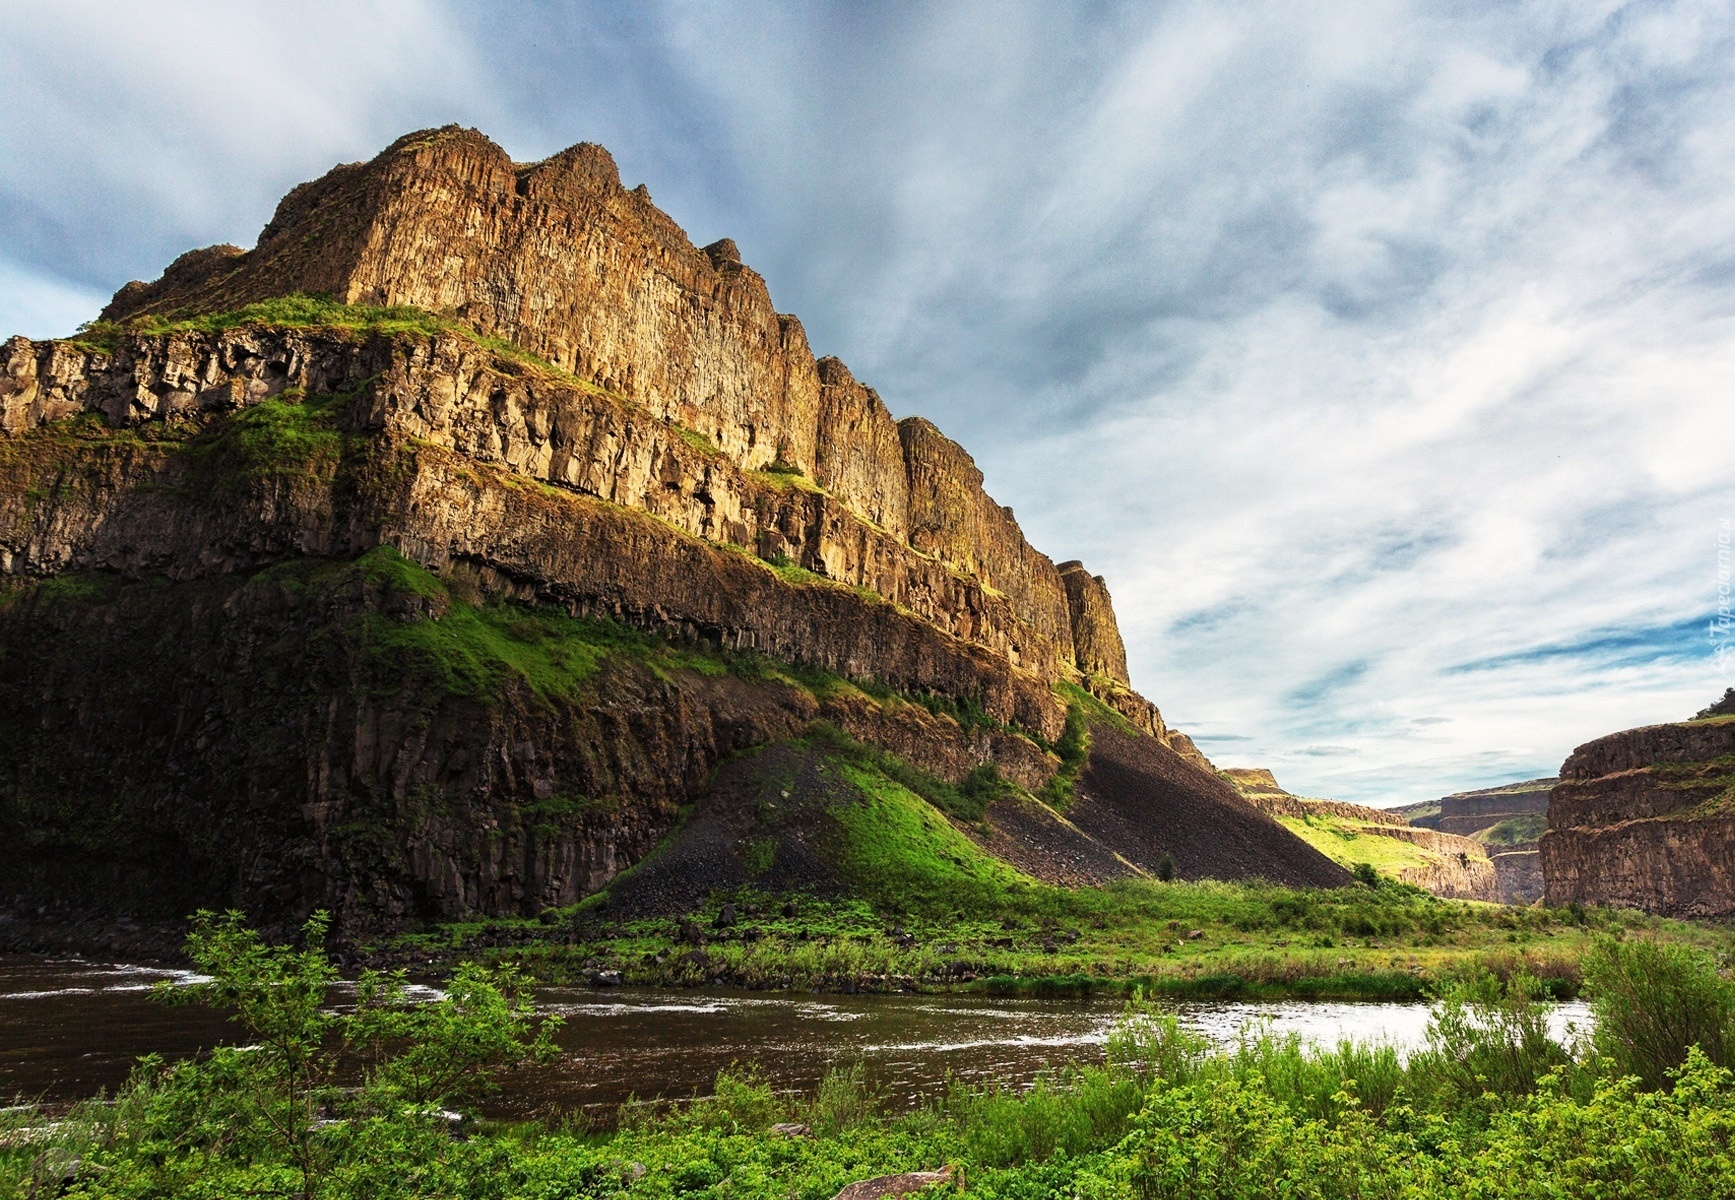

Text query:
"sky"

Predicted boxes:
[[3, 0, 1732, 806]]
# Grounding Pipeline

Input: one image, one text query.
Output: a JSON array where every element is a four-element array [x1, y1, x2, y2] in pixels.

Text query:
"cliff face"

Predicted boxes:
[[1398, 778, 1552, 903], [0, 127, 1329, 937], [1542, 718, 1735, 918], [0, 326, 1067, 735], [1225, 769, 1499, 900], [97, 126, 1135, 689]]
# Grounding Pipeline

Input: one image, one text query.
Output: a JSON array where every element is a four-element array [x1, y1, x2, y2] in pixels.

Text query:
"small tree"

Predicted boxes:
[[1696, 688, 1735, 719], [151, 910, 560, 1199]]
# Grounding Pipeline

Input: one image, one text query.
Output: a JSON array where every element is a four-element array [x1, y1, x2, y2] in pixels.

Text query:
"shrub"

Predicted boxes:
[[1413, 968, 1575, 1103], [1582, 936, 1735, 1090]]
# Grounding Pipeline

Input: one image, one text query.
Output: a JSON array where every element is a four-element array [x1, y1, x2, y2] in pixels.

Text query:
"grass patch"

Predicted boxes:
[[1477, 812, 1549, 846], [65, 294, 616, 400], [1036, 699, 1090, 812], [1276, 813, 1443, 877]]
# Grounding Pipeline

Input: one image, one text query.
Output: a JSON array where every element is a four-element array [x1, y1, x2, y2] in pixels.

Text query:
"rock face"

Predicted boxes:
[[1542, 717, 1735, 918], [1226, 769, 1499, 900], [0, 127, 1332, 936], [96, 126, 1115, 685], [1398, 779, 1553, 903]]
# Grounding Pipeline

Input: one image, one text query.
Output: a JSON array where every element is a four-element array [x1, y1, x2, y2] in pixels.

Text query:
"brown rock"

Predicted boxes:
[[831, 1166, 958, 1200], [1057, 561, 1129, 684], [1542, 717, 1735, 917]]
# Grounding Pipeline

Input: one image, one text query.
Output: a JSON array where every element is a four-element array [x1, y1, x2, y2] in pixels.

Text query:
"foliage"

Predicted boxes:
[[14, 949, 1735, 1199], [1037, 700, 1091, 811], [113, 910, 561, 1199], [1582, 936, 1735, 1090]]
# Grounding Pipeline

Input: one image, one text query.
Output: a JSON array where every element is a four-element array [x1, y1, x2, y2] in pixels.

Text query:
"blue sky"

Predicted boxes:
[[4, 0, 1732, 805]]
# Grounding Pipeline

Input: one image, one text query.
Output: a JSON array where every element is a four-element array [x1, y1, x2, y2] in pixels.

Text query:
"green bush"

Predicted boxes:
[[1583, 936, 1735, 1090]]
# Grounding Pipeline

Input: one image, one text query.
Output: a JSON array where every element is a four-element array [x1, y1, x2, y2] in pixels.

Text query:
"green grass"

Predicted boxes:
[[1477, 812, 1549, 846], [830, 759, 1035, 913], [65, 293, 616, 399], [1036, 698, 1091, 811], [1276, 813, 1443, 876]]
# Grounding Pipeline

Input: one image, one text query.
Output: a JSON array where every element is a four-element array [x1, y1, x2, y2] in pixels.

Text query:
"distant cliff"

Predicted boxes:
[[1541, 713, 1735, 918], [1223, 769, 1498, 900], [1397, 780, 1552, 904]]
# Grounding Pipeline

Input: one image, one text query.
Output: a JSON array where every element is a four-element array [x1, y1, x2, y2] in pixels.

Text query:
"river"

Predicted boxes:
[[0, 956, 1591, 1122]]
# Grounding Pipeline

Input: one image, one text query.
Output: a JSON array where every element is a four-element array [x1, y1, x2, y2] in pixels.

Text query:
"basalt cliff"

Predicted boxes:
[[1541, 710, 1735, 918], [1223, 769, 1498, 901], [0, 128, 1345, 945]]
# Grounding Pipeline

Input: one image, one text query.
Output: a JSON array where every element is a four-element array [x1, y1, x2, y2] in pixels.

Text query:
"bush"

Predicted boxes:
[[1412, 968, 1575, 1103], [1582, 936, 1735, 1090]]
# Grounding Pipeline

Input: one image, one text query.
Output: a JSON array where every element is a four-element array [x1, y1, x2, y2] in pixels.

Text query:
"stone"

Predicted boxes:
[[831, 1166, 959, 1200], [1542, 716, 1735, 917]]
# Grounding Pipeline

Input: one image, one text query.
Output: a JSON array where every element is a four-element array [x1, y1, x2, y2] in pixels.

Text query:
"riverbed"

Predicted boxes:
[[0, 956, 1591, 1121]]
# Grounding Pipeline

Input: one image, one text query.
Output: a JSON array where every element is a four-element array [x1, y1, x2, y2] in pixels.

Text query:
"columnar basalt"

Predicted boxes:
[[1057, 561, 1130, 685], [98, 126, 1107, 679], [1542, 717, 1735, 917], [0, 126, 1355, 936]]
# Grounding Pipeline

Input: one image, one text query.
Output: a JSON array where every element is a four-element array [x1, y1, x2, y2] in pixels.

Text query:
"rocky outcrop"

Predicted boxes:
[[0, 126, 1351, 935], [1057, 561, 1129, 685], [0, 327, 1078, 730], [0, 554, 1054, 936], [1398, 779, 1553, 902], [96, 126, 1112, 682], [1401, 780, 1555, 837], [1542, 717, 1735, 917]]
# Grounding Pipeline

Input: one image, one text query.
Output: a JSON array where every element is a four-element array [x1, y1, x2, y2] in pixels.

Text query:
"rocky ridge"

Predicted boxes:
[[0, 128, 1349, 937], [1397, 780, 1553, 904]]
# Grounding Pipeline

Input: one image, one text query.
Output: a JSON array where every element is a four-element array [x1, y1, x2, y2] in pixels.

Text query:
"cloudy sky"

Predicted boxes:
[[4, 0, 1732, 805]]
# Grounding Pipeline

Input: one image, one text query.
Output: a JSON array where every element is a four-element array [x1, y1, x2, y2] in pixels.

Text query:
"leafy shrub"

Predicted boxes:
[[1582, 936, 1735, 1090], [1411, 968, 1575, 1103]]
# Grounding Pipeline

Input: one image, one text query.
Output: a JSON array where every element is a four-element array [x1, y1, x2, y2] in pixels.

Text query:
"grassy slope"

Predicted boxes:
[[1273, 812, 1441, 875]]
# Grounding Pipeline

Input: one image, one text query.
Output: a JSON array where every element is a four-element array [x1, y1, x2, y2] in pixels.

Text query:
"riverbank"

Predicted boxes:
[[377, 878, 1731, 1001], [6, 934, 1732, 1199], [8, 877, 1728, 1004]]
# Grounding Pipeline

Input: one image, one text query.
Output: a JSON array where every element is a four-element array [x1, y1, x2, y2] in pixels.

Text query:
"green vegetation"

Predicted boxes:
[[64, 294, 610, 396], [9, 927, 1735, 1198], [396, 849, 1732, 1001], [1476, 812, 1548, 846], [1276, 811, 1442, 877], [1036, 698, 1091, 811]]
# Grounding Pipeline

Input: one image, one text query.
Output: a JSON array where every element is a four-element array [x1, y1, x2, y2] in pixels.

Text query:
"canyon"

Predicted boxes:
[[1223, 769, 1498, 901], [0, 127, 1347, 944]]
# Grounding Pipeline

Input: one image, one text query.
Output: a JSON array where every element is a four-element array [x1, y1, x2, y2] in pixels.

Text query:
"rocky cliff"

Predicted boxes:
[[1397, 778, 1552, 903], [0, 128, 1349, 938], [1541, 714, 1735, 918], [1224, 769, 1499, 900], [96, 126, 1112, 689]]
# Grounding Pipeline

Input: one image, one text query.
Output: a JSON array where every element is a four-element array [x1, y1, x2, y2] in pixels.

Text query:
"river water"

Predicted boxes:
[[0, 956, 1591, 1121]]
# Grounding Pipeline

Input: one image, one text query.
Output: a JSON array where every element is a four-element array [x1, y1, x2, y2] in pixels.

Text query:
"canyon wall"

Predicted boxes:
[[1542, 718, 1735, 918], [1224, 769, 1498, 900], [97, 126, 1135, 688]]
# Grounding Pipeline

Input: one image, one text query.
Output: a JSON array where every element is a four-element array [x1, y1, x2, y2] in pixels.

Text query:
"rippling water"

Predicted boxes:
[[0, 956, 1591, 1120]]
